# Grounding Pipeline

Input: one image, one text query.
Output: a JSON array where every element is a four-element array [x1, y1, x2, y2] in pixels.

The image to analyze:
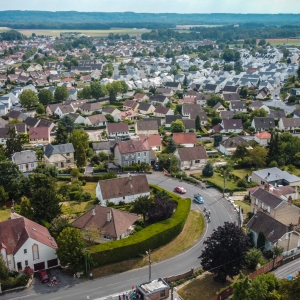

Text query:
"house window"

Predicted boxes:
[[66, 153, 70, 156], [25, 260, 28, 266], [160, 290, 166, 297], [255, 198, 258, 206], [32, 244, 39, 260], [144, 152, 146, 156], [267, 206, 270, 213], [137, 153, 140, 157], [24, 249, 27, 254], [195, 160, 200, 163], [67, 160, 70, 163]]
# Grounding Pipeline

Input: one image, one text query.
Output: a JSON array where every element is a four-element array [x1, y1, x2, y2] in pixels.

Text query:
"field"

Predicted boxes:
[[265, 38, 300, 45], [0, 28, 150, 37]]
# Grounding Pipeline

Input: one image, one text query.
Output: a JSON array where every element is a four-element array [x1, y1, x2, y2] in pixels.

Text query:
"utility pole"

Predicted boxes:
[[146, 249, 151, 281], [169, 157, 172, 177], [223, 169, 226, 198]]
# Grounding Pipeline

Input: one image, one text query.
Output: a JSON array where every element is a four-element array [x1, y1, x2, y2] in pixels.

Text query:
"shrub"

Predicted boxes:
[[237, 178, 248, 188], [202, 161, 214, 177], [245, 248, 263, 269], [269, 160, 278, 168], [2, 274, 30, 291], [89, 185, 190, 266]]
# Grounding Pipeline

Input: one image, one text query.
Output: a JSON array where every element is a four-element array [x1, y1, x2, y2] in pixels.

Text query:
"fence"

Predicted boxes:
[[210, 255, 283, 300], [164, 268, 194, 283]]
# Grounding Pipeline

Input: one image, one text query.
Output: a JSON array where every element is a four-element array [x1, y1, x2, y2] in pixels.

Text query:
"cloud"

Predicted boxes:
[[1, 0, 300, 13]]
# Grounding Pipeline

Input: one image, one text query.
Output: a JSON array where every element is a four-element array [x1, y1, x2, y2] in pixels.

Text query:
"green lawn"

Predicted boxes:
[[232, 168, 253, 179], [61, 200, 94, 215], [235, 200, 251, 214], [82, 182, 97, 199], [0, 209, 11, 222], [195, 173, 239, 191]]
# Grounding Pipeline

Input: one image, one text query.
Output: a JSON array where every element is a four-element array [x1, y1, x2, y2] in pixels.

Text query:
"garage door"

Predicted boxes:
[[47, 258, 58, 268], [34, 262, 45, 271]]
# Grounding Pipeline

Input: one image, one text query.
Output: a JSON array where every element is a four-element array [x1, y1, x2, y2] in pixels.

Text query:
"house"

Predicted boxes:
[[0, 117, 8, 128], [136, 278, 170, 300], [106, 122, 129, 138], [12, 150, 38, 173], [46, 103, 61, 116], [182, 119, 196, 132], [213, 102, 226, 112], [137, 103, 155, 115], [165, 115, 183, 128], [256, 87, 270, 100], [80, 102, 102, 115], [249, 185, 300, 225], [153, 106, 174, 118], [229, 101, 247, 113], [0, 127, 10, 145], [118, 109, 137, 121], [249, 101, 270, 113], [133, 93, 149, 102], [290, 88, 300, 96], [102, 107, 121, 122], [7, 111, 27, 122], [251, 167, 300, 187], [254, 131, 271, 146], [24, 117, 40, 128], [164, 82, 181, 90], [251, 117, 275, 132], [219, 136, 252, 155], [29, 127, 50, 144], [72, 206, 139, 242], [114, 139, 151, 166], [96, 174, 150, 204], [173, 132, 197, 147], [54, 105, 74, 118], [220, 119, 243, 133], [138, 132, 162, 151], [149, 95, 169, 106], [92, 141, 114, 155], [123, 99, 139, 112], [204, 83, 219, 93], [0, 212, 59, 272], [247, 211, 300, 256], [293, 108, 300, 118], [181, 103, 208, 124], [223, 86, 239, 93], [222, 93, 241, 103], [84, 114, 107, 127], [44, 143, 75, 169], [155, 87, 174, 97], [68, 112, 86, 124], [135, 120, 158, 135], [174, 146, 208, 170], [279, 118, 300, 131]]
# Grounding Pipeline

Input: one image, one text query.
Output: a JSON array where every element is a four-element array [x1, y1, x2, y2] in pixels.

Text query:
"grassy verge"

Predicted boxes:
[[92, 210, 205, 278], [235, 200, 251, 214], [0, 209, 11, 221]]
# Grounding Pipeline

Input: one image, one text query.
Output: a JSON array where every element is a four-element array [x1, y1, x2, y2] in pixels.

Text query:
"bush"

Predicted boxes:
[[89, 185, 190, 266], [2, 274, 30, 291], [245, 248, 263, 269], [269, 160, 278, 167], [202, 161, 214, 177], [237, 178, 248, 188]]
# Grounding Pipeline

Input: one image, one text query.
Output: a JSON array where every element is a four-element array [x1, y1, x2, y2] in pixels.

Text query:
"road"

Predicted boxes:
[[274, 258, 300, 279], [2, 173, 238, 300]]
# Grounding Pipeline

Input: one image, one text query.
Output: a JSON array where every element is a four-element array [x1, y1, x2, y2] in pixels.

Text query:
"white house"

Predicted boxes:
[[0, 212, 59, 272], [96, 174, 150, 205], [254, 131, 271, 146], [174, 146, 208, 170], [11, 150, 38, 173]]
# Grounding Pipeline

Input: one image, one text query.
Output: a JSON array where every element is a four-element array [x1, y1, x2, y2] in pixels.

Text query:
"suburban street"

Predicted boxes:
[[2, 173, 238, 300], [274, 258, 300, 279]]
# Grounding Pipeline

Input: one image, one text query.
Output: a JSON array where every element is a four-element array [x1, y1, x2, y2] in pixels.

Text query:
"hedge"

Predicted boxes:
[[89, 185, 191, 266], [2, 274, 30, 291]]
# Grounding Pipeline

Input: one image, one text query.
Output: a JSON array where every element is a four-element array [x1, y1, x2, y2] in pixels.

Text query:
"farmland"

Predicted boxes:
[[0, 28, 150, 37], [265, 38, 300, 45]]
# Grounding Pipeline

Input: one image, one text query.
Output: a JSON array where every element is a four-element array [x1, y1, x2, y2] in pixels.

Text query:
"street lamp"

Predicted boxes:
[[146, 249, 151, 281], [169, 157, 172, 177]]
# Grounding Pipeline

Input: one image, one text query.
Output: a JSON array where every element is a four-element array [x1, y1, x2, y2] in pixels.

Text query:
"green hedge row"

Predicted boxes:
[[89, 185, 191, 266]]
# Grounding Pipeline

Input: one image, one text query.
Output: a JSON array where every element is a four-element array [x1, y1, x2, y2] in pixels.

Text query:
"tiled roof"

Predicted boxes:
[[136, 120, 158, 131], [87, 114, 107, 125], [173, 132, 197, 145], [177, 146, 208, 161], [44, 143, 74, 158], [252, 188, 283, 208], [254, 131, 271, 139], [220, 136, 250, 148], [106, 122, 129, 133], [72, 206, 139, 239], [29, 127, 49, 139], [98, 174, 150, 200], [116, 139, 150, 154], [12, 150, 38, 165], [154, 106, 170, 114], [139, 134, 161, 147]]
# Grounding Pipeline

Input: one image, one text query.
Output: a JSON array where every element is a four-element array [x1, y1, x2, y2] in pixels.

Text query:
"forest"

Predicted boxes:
[[1, 11, 300, 29]]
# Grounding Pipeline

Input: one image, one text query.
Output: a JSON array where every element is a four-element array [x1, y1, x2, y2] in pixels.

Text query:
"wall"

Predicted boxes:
[[164, 268, 194, 283]]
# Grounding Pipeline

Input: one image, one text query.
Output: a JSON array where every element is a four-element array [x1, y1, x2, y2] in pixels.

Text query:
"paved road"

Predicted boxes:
[[274, 258, 300, 279], [2, 173, 238, 300]]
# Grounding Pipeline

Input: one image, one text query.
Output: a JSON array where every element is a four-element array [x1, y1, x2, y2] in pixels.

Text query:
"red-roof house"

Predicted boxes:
[[0, 211, 59, 272], [29, 127, 50, 144], [173, 132, 197, 147], [254, 131, 271, 146]]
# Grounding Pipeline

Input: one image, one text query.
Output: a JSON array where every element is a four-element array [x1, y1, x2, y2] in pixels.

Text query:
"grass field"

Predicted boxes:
[[265, 38, 300, 45], [235, 200, 251, 214], [92, 210, 205, 278], [3, 28, 150, 37], [0, 208, 11, 222]]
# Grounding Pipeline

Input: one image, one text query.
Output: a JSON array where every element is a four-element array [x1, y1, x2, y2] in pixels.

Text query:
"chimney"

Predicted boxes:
[[288, 196, 292, 205], [264, 183, 269, 191], [92, 208, 96, 216], [288, 223, 294, 231], [107, 209, 112, 222]]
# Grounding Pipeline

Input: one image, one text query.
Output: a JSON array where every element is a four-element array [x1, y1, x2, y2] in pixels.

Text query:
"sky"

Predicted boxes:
[[1, 0, 300, 13]]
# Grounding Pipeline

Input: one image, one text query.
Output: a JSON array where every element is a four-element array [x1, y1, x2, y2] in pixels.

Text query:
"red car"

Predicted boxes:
[[38, 270, 49, 283], [174, 186, 186, 194]]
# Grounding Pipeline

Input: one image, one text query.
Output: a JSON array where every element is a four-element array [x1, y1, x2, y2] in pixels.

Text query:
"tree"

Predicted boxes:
[[288, 95, 298, 104], [157, 153, 178, 173], [36, 103, 45, 114], [0, 186, 8, 203], [0, 255, 9, 281], [165, 138, 177, 153], [4, 126, 24, 158], [223, 64, 233, 71], [234, 60, 243, 74], [195, 115, 201, 131], [107, 81, 122, 103], [0, 161, 23, 188], [148, 197, 177, 222], [76, 143, 86, 168], [69, 129, 89, 158], [82, 225, 101, 244], [188, 65, 199, 71], [212, 63, 219, 71], [170, 120, 185, 133], [38, 89, 54, 106], [78, 86, 91, 99], [248, 146, 268, 168], [213, 134, 223, 147], [277, 274, 300, 300], [232, 145, 249, 162], [202, 161, 214, 177], [90, 81, 107, 100], [257, 231, 266, 251], [105, 114, 114, 123], [55, 123, 68, 144], [222, 49, 240, 62], [199, 222, 251, 283], [239, 86, 248, 98], [211, 117, 222, 126], [258, 38, 266, 46], [56, 227, 86, 272], [207, 94, 225, 107], [59, 115, 75, 135], [250, 108, 268, 120], [131, 195, 153, 221], [19, 89, 39, 109], [245, 248, 263, 269], [19, 196, 34, 220], [54, 86, 69, 102], [183, 75, 188, 87], [119, 81, 129, 96]]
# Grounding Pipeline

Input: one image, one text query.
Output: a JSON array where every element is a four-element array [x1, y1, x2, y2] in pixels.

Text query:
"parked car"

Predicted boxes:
[[194, 193, 204, 204], [196, 134, 202, 138], [153, 163, 159, 171], [174, 186, 186, 194], [38, 270, 49, 283]]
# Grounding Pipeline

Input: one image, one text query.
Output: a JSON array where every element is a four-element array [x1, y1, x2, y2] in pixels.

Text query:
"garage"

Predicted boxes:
[[34, 262, 45, 271], [47, 258, 58, 268]]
